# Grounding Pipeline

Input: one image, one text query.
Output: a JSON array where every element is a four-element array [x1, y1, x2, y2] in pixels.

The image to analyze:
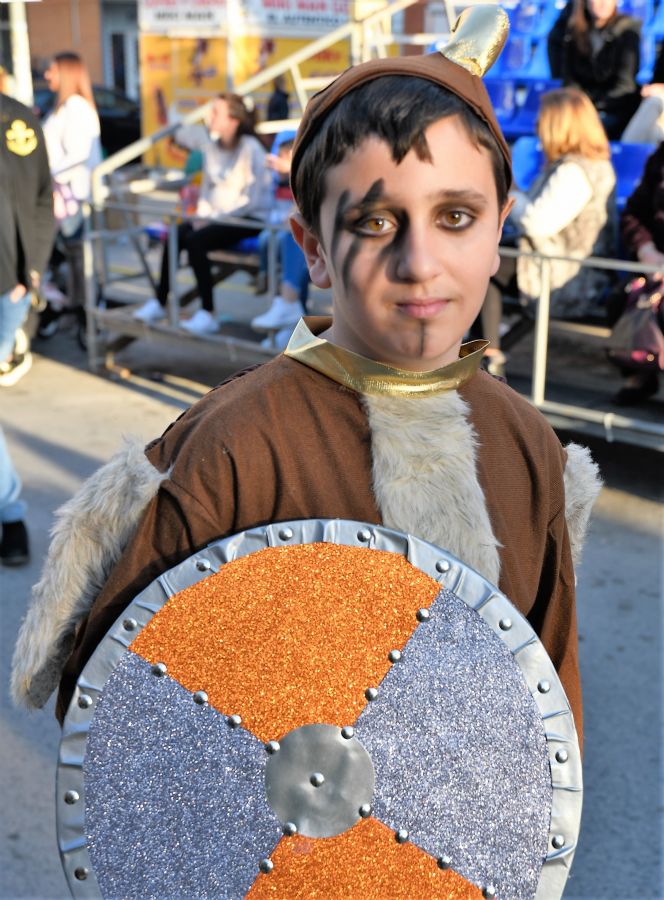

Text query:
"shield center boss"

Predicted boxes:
[[264, 723, 375, 838]]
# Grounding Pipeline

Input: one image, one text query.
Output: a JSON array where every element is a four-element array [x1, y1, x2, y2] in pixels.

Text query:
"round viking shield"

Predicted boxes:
[[57, 519, 582, 900]]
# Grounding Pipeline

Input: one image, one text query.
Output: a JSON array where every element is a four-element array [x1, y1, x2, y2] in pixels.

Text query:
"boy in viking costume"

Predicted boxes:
[[12, 6, 601, 750]]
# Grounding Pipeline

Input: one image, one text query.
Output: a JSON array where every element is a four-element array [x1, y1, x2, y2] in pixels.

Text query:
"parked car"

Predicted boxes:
[[33, 82, 141, 158]]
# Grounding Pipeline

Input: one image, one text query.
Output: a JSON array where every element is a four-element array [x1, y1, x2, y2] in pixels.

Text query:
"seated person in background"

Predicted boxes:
[[559, 0, 641, 139], [133, 93, 272, 336], [611, 142, 664, 404], [252, 138, 308, 347], [478, 87, 616, 367], [622, 45, 664, 144]]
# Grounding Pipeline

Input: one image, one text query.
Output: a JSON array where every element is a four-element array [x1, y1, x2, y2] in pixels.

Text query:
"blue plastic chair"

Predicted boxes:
[[505, 79, 559, 139], [610, 141, 656, 210], [637, 33, 657, 84], [511, 135, 544, 191], [486, 79, 518, 128], [510, 0, 563, 39]]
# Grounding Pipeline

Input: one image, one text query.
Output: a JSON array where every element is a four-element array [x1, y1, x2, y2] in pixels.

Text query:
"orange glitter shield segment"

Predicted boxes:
[[246, 817, 483, 899], [130, 543, 440, 743]]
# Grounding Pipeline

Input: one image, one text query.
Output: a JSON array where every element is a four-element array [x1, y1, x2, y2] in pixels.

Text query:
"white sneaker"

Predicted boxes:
[[133, 297, 166, 323], [0, 352, 32, 386], [180, 308, 219, 335], [251, 296, 304, 331]]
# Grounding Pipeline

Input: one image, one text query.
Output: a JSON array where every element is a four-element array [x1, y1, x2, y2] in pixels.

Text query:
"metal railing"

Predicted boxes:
[[79, 196, 663, 450]]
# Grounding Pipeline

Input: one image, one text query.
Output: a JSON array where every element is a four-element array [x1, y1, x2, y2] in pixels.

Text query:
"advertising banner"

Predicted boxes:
[[139, 0, 227, 34]]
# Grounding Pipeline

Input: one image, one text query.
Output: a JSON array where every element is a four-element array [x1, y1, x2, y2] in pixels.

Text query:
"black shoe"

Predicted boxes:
[[610, 372, 659, 407], [37, 303, 62, 339], [0, 520, 30, 566]]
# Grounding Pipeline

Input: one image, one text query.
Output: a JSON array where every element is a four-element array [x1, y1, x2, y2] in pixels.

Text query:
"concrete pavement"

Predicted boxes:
[[1, 319, 662, 899]]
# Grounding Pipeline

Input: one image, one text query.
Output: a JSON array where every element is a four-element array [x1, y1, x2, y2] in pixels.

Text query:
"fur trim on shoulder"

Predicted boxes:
[[364, 392, 501, 585], [11, 438, 168, 710], [563, 442, 603, 567]]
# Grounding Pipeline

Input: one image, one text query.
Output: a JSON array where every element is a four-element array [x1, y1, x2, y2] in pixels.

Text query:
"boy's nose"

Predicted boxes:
[[393, 225, 442, 284]]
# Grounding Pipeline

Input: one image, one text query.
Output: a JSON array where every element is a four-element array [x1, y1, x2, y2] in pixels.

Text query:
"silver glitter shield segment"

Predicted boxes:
[[355, 586, 552, 900], [83, 653, 282, 899]]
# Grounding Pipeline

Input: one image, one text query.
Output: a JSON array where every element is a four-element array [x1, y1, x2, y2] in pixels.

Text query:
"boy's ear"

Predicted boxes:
[[491, 196, 516, 276], [289, 212, 332, 289]]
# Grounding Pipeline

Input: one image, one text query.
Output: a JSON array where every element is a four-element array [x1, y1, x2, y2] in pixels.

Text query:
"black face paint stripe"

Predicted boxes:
[[419, 321, 427, 357], [330, 189, 351, 264], [341, 237, 362, 295]]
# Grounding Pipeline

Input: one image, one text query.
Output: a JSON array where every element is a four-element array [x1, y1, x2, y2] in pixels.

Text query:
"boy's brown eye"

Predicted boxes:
[[356, 216, 393, 235], [441, 210, 472, 228]]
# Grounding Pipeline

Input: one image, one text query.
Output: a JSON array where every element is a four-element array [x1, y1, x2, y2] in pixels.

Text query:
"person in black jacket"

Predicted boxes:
[[0, 90, 54, 565], [554, 0, 641, 139], [0, 91, 54, 384]]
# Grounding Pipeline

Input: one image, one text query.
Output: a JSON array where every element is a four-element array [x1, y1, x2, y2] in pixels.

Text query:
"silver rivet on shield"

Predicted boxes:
[[64, 790, 79, 805], [365, 687, 378, 701], [283, 822, 298, 836], [193, 691, 208, 705], [74, 868, 89, 881], [122, 618, 138, 632], [437, 855, 452, 869], [499, 617, 513, 631], [435, 559, 450, 573], [395, 829, 409, 844], [196, 558, 211, 572], [537, 679, 551, 694], [357, 528, 372, 542], [482, 885, 497, 899], [265, 740, 280, 755], [77, 694, 93, 709], [227, 714, 242, 728], [278, 527, 293, 541], [151, 662, 167, 677], [341, 726, 354, 739], [388, 649, 402, 663], [555, 749, 569, 763], [310, 772, 325, 787], [258, 858, 273, 874], [416, 608, 431, 622], [551, 834, 565, 849], [359, 803, 372, 818]]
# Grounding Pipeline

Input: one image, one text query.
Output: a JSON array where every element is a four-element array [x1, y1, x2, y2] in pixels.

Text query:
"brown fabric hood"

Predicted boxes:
[[290, 52, 513, 199]]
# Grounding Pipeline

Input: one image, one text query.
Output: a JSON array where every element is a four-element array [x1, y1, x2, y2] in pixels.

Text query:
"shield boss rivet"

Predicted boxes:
[[265, 723, 375, 839], [74, 868, 88, 881], [552, 834, 565, 849]]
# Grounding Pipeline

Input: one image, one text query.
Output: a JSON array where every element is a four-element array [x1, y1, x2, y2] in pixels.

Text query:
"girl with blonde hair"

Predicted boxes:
[[476, 86, 616, 372]]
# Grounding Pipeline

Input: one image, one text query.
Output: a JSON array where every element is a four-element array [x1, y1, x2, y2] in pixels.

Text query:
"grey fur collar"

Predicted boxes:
[[11, 438, 167, 709], [364, 392, 502, 584]]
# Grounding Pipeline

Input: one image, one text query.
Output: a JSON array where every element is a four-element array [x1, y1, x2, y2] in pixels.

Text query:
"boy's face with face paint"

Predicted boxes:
[[291, 115, 512, 372]]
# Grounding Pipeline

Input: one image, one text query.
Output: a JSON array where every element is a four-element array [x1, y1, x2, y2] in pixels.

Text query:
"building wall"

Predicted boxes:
[[27, 0, 103, 80]]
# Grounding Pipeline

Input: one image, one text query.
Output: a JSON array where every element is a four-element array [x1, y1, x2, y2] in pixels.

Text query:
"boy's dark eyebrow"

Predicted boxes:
[[345, 186, 490, 210]]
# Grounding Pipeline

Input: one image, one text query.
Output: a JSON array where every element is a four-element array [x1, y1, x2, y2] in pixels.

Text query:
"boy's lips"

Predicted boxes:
[[396, 299, 450, 319]]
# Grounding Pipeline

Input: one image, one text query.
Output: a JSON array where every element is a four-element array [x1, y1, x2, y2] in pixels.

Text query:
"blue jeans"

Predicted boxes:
[[258, 229, 309, 306], [0, 427, 26, 522], [0, 288, 31, 364]]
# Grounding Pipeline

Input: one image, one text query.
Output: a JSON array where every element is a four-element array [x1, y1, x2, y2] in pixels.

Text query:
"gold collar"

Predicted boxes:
[[284, 317, 487, 398]]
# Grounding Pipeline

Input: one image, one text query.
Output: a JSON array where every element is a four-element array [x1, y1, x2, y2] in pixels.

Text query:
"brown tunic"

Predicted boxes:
[[56, 355, 581, 747]]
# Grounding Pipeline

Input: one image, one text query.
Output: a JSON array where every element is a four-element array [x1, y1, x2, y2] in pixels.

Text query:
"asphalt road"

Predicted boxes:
[[1, 325, 662, 900]]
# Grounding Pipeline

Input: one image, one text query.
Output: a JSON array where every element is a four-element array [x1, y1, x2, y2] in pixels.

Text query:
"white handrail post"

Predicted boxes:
[[81, 203, 99, 371], [532, 256, 551, 406], [166, 218, 179, 328]]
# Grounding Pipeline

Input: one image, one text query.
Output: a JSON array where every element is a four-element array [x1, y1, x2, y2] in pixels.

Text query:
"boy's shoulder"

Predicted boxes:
[[462, 370, 566, 464], [146, 354, 358, 468]]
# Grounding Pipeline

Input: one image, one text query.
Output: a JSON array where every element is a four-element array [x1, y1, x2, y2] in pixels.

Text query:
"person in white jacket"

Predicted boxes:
[[40, 52, 102, 335], [476, 87, 616, 372], [133, 94, 272, 336]]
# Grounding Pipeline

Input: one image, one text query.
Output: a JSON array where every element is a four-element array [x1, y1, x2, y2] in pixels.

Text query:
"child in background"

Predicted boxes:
[[252, 137, 309, 347]]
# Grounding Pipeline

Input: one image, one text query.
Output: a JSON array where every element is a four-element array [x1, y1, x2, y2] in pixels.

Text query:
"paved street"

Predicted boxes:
[[1, 320, 662, 900]]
